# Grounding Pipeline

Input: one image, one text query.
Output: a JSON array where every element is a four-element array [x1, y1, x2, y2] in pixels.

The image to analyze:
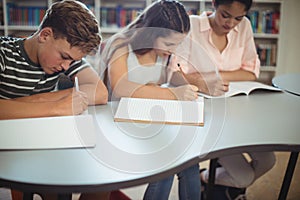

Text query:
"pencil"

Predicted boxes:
[[177, 63, 186, 79]]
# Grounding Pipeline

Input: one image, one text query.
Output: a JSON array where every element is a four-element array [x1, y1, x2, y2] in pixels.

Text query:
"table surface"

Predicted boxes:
[[0, 91, 300, 194], [272, 73, 300, 96]]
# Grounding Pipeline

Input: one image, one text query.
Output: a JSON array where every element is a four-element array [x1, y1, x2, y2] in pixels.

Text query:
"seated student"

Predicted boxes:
[[101, 1, 201, 199], [171, 0, 276, 199], [0, 0, 109, 199]]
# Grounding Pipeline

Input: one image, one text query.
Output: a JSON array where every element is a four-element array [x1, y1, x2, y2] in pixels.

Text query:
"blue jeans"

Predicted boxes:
[[143, 164, 200, 200]]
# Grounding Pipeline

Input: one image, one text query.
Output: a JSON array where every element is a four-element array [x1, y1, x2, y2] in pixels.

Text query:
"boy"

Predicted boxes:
[[1, 1, 109, 199]]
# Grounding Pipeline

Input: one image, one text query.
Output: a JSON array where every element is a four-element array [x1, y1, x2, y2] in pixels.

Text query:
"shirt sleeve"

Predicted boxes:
[[64, 58, 91, 78], [241, 18, 261, 78]]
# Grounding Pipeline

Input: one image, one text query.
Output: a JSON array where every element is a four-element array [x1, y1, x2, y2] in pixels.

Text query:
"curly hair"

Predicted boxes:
[[40, 0, 101, 55]]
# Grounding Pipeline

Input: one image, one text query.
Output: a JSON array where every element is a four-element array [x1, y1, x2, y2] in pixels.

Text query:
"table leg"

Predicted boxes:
[[278, 152, 299, 200], [22, 192, 34, 200], [58, 194, 73, 200], [206, 158, 218, 200]]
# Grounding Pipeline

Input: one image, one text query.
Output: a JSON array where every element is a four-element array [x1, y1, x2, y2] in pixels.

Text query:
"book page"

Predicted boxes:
[[114, 97, 204, 126], [198, 81, 282, 99]]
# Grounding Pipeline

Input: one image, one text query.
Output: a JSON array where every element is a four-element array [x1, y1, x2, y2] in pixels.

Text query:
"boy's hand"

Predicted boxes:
[[56, 90, 89, 115]]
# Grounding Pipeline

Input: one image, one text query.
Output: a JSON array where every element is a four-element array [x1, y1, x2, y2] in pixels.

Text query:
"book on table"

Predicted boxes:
[[114, 97, 204, 126], [198, 81, 282, 98]]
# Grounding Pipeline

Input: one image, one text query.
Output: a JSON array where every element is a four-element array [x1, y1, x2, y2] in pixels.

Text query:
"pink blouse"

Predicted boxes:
[[171, 12, 260, 78]]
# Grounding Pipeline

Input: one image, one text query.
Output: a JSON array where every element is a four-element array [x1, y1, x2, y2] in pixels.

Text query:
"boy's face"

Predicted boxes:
[[37, 28, 86, 74]]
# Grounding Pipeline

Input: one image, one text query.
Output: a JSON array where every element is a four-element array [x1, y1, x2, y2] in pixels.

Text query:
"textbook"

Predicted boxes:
[[114, 97, 204, 126], [198, 81, 282, 98]]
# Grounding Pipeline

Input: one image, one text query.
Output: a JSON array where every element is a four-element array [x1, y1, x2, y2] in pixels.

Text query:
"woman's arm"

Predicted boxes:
[[219, 69, 257, 82], [109, 49, 198, 100]]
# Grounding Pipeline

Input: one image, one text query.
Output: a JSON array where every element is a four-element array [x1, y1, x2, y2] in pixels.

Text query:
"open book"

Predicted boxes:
[[198, 81, 282, 98], [114, 97, 204, 126]]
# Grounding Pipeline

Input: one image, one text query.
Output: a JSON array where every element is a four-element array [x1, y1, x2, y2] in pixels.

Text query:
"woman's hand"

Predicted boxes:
[[170, 84, 199, 101]]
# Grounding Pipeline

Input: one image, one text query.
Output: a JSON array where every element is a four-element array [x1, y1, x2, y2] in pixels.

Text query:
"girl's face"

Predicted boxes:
[[153, 32, 187, 57], [213, 1, 247, 34]]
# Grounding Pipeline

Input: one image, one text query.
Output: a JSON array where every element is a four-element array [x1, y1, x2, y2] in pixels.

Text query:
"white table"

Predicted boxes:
[[272, 73, 300, 200], [0, 92, 300, 200], [272, 73, 300, 96]]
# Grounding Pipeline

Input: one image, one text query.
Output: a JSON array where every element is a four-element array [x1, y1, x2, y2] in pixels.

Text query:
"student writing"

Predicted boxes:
[[0, 0, 109, 199], [101, 1, 201, 199]]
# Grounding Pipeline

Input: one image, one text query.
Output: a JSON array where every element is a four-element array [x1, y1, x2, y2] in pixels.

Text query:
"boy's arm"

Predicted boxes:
[[0, 89, 88, 120]]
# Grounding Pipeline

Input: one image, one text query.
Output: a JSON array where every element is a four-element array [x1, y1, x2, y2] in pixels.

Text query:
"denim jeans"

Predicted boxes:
[[143, 164, 200, 200]]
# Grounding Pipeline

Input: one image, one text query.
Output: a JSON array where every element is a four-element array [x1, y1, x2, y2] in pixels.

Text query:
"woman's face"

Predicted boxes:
[[153, 32, 187, 57], [213, 1, 247, 34]]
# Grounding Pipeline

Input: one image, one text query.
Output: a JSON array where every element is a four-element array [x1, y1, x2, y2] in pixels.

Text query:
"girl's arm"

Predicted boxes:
[[109, 48, 197, 100]]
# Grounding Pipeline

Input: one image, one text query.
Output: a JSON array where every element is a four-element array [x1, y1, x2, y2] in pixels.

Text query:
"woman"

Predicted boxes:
[[171, 0, 276, 199], [101, 1, 201, 199]]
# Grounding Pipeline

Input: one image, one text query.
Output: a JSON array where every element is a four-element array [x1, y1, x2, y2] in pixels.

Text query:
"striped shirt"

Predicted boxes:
[[0, 37, 89, 99]]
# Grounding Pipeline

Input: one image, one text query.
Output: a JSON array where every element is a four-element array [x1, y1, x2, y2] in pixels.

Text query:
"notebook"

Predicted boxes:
[[114, 97, 204, 126], [0, 115, 96, 150]]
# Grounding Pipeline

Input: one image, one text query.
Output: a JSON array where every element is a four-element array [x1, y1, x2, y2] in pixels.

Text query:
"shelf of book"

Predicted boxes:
[[0, 0, 284, 83]]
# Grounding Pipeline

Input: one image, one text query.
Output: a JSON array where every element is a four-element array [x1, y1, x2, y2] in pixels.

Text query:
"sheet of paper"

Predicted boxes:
[[0, 115, 96, 150]]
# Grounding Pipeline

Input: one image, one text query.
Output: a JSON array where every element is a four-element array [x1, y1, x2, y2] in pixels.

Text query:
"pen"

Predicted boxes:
[[75, 76, 79, 91], [177, 63, 186, 79], [74, 76, 88, 115]]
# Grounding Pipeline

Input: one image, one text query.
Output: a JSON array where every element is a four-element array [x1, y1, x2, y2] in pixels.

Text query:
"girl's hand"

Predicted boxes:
[[170, 84, 199, 101]]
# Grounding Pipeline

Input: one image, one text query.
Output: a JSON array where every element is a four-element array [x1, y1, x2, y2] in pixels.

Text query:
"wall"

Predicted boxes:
[[276, 0, 300, 75]]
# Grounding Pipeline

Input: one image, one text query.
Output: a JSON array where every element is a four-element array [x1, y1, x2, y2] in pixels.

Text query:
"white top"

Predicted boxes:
[[127, 45, 167, 85]]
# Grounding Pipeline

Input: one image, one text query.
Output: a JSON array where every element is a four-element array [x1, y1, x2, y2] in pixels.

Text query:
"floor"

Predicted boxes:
[[0, 152, 299, 200]]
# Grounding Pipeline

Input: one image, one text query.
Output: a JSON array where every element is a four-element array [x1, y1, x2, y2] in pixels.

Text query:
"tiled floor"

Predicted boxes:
[[1, 152, 299, 200]]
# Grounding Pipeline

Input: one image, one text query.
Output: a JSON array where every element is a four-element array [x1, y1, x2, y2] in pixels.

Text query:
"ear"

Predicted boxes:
[[38, 27, 53, 43]]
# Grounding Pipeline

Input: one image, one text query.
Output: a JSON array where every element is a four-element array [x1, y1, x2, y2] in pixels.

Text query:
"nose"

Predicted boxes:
[[226, 18, 235, 28], [61, 60, 73, 71]]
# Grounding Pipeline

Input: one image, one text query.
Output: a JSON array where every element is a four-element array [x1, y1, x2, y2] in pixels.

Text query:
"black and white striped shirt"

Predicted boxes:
[[0, 37, 89, 99]]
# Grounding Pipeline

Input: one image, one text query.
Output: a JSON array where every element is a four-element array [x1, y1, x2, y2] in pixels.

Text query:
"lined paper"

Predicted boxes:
[[114, 97, 204, 126]]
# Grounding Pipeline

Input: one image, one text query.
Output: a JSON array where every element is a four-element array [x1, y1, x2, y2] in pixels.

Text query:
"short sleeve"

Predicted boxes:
[[64, 58, 91, 77]]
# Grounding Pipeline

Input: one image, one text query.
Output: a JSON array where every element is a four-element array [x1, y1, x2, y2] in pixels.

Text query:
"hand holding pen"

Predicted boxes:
[[73, 76, 89, 114], [169, 63, 198, 101]]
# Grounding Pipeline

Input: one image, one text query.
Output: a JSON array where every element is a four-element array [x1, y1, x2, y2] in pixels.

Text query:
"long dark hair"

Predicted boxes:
[[101, 0, 190, 66]]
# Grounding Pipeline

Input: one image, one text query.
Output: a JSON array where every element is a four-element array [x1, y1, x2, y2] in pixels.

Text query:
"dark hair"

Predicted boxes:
[[102, 0, 190, 64], [40, 0, 101, 55], [214, 0, 253, 11], [129, 0, 190, 55]]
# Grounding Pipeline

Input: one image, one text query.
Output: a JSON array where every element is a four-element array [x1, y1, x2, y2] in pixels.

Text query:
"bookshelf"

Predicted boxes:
[[0, 0, 284, 84]]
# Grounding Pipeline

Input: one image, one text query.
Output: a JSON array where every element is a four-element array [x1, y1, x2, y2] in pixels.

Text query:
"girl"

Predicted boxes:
[[101, 1, 201, 199]]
